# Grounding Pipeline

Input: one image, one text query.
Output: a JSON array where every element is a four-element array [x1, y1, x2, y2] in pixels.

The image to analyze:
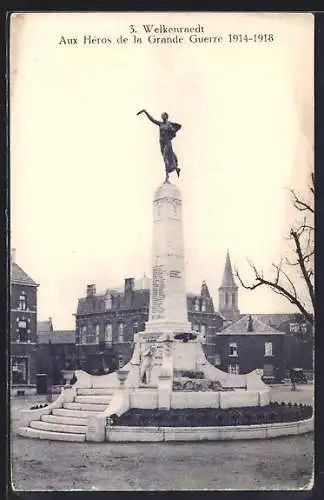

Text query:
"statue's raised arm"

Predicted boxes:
[[137, 109, 161, 126]]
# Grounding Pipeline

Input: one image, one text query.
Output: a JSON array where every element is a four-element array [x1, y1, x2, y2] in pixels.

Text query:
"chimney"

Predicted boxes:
[[124, 278, 134, 307], [86, 284, 96, 297], [124, 277, 135, 293], [11, 248, 16, 264]]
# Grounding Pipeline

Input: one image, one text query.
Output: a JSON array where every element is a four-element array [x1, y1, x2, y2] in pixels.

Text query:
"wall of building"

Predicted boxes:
[[213, 334, 285, 379], [75, 284, 224, 372], [11, 283, 38, 385]]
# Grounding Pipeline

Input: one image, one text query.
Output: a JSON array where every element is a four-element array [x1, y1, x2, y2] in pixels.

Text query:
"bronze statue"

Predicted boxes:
[[137, 110, 182, 183]]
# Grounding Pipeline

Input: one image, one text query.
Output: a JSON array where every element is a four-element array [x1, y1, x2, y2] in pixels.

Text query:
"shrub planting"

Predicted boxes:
[[112, 403, 313, 427]]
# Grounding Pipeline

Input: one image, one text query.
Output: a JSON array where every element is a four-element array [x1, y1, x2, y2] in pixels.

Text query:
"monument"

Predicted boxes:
[[17, 113, 280, 442]]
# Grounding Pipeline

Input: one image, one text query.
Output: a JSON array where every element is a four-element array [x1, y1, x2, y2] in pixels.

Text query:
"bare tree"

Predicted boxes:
[[236, 173, 314, 326]]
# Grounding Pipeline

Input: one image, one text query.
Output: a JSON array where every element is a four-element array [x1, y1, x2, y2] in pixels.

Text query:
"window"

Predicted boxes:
[[133, 322, 139, 335], [118, 322, 124, 342], [229, 342, 238, 357], [200, 324, 207, 343], [201, 301, 206, 312], [289, 323, 300, 334], [105, 293, 112, 310], [18, 294, 27, 311], [194, 299, 199, 312], [118, 356, 123, 368], [225, 293, 229, 306], [18, 320, 27, 342], [232, 293, 236, 307], [264, 342, 273, 357], [81, 326, 87, 344], [95, 324, 100, 343], [105, 323, 112, 343], [11, 357, 28, 384], [214, 353, 221, 366], [228, 363, 239, 375]]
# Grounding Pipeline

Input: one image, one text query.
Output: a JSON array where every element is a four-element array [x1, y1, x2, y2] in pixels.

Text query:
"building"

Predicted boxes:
[[36, 318, 76, 384], [75, 277, 224, 372], [255, 314, 313, 372], [213, 314, 286, 380], [10, 249, 39, 386], [74, 251, 313, 375]]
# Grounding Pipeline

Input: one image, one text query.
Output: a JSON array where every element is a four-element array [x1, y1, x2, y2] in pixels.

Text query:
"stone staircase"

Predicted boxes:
[[18, 388, 114, 442]]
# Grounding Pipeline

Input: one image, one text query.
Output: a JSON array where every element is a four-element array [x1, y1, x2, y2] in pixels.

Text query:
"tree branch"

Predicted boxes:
[[235, 173, 314, 326], [290, 229, 315, 311], [236, 266, 313, 325]]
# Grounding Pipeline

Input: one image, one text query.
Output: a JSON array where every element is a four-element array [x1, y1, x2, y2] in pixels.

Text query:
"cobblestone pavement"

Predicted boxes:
[[10, 384, 314, 491]]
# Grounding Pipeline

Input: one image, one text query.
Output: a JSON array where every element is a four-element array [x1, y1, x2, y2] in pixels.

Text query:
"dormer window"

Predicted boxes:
[[105, 293, 112, 310]]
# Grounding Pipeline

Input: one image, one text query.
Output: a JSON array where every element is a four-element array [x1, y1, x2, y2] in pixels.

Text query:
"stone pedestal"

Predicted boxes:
[[145, 182, 191, 335]]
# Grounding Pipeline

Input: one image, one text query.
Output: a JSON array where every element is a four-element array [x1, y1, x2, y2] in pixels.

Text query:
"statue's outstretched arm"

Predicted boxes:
[[137, 109, 161, 126]]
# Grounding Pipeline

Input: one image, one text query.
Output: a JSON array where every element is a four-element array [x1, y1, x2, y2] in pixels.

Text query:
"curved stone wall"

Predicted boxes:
[[105, 417, 313, 442]]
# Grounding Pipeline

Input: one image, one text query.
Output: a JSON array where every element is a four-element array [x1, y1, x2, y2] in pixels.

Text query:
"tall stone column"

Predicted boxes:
[[145, 182, 192, 335]]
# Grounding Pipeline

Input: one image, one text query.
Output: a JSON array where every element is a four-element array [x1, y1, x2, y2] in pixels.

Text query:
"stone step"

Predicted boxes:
[[17, 426, 85, 442], [74, 395, 112, 405], [77, 388, 114, 396], [30, 420, 86, 434], [41, 414, 88, 426], [63, 402, 107, 412], [53, 408, 102, 419]]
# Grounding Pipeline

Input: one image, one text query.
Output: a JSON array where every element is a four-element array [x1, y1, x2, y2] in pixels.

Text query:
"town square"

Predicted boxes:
[[10, 12, 314, 492]]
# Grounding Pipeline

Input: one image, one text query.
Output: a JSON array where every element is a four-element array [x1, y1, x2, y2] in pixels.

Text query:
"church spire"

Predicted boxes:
[[218, 250, 240, 321], [221, 250, 237, 288]]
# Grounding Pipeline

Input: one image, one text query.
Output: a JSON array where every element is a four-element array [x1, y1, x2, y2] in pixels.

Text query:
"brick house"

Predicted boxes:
[[10, 249, 39, 385], [248, 313, 313, 373], [75, 276, 224, 372], [213, 314, 286, 379]]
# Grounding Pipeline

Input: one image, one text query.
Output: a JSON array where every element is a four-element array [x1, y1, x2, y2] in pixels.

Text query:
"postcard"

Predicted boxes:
[[10, 12, 314, 491]]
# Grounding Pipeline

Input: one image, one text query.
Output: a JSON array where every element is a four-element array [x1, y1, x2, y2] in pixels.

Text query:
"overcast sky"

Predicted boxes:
[[10, 13, 314, 329]]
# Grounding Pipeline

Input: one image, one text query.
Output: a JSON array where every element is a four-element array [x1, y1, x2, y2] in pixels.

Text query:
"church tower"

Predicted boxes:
[[218, 250, 240, 321]]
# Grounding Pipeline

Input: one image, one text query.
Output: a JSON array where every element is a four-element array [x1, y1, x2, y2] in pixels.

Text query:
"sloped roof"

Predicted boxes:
[[11, 262, 38, 286], [77, 288, 150, 315], [77, 279, 218, 316], [38, 329, 75, 344], [220, 314, 285, 335], [37, 319, 53, 333], [220, 251, 237, 288], [251, 313, 303, 330]]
